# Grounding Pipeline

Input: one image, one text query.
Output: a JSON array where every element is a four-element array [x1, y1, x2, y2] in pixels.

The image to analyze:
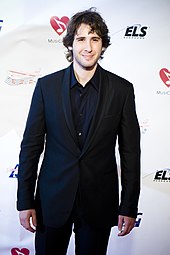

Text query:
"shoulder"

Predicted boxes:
[[34, 65, 71, 93], [38, 66, 69, 83], [99, 65, 133, 89]]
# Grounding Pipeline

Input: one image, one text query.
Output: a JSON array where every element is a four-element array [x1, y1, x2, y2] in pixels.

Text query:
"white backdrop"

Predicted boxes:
[[0, 0, 170, 254]]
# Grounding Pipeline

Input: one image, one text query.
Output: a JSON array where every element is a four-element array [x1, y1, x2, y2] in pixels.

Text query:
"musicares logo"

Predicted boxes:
[[159, 68, 170, 87], [157, 68, 170, 95], [11, 248, 30, 255], [50, 16, 69, 35]]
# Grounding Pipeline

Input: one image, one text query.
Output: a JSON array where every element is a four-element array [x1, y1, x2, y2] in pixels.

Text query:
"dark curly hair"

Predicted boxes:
[[63, 7, 111, 62]]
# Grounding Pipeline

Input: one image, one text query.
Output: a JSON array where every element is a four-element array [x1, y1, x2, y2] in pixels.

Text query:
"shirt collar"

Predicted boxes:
[[70, 64, 99, 91]]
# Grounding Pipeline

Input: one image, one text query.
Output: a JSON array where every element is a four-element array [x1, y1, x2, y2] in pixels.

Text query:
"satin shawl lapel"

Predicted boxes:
[[81, 66, 109, 156], [62, 65, 81, 154]]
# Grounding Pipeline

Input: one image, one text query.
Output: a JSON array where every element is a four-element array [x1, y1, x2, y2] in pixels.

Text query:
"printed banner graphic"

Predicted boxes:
[[0, 1, 170, 255]]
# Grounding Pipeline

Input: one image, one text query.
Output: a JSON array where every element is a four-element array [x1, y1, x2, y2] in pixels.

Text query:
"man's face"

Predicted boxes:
[[72, 23, 103, 70]]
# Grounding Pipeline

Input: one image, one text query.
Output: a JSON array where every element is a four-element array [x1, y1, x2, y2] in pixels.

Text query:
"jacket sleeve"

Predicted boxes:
[[17, 79, 46, 211], [118, 84, 141, 218]]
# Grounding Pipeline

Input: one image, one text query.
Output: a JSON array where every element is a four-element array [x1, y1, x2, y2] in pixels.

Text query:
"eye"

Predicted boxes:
[[76, 37, 85, 42], [92, 37, 101, 42]]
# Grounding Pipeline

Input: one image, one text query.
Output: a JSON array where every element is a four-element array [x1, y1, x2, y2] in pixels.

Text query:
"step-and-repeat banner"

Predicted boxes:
[[0, 0, 170, 254]]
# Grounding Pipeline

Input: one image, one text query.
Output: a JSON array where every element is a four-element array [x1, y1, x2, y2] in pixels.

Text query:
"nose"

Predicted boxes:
[[84, 39, 92, 52]]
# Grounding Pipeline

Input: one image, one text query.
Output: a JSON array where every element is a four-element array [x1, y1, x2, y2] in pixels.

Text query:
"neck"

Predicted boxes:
[[73, 63, 97, 86]]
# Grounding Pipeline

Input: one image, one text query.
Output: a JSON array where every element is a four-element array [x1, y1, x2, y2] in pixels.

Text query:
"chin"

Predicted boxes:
[[82, 64, 97, 70], [82, 61, 98, 69]]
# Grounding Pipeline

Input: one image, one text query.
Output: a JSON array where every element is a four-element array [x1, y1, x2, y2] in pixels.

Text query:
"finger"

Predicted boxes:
[[118, 225, 130, 236], [26, 225, 36, 233], [118, 216, 124, 231], [22, 221, 36, 233], [20, 216, 36, 233], [32, 211, 37, 227], [118, 223, 134, 236]]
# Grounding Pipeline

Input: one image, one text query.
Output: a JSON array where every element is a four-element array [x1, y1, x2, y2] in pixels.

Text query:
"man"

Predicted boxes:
[[17, 7, 140, 255]]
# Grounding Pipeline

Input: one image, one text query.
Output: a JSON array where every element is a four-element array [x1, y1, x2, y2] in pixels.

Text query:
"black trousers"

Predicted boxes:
[[35, 216, 111, 255]]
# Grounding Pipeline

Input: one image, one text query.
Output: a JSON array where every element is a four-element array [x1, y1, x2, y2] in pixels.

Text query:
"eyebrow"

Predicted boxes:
[[75, 35, 101, 39]]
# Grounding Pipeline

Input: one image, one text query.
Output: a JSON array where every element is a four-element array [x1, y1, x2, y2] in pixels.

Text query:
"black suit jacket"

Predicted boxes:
[[17, 64, 140, 228]]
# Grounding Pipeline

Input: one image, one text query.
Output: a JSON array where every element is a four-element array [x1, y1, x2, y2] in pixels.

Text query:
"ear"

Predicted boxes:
[[68, 46, 73, 50], [102, 47, 106, 52]]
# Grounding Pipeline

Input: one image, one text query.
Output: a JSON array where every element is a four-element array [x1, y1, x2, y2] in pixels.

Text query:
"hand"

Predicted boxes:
[[19, 209, 37, 233], [118, 215, 135, 237]]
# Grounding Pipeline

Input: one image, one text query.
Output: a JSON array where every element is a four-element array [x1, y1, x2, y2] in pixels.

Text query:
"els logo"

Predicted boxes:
[[124, 24, 148, 39], [11, 248, 30, 255], [153, 168, 170, 182], [50, 16, 69, 35], [0, 19, 3, 31]]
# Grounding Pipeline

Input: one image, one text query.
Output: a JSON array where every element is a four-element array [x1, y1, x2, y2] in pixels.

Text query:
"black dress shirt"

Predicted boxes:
[[70, 65, 99, 150], [70, 65, 100, 223]]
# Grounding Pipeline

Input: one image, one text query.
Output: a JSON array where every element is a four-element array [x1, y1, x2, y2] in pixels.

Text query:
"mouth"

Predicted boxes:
[[82, 54, 94, 60]]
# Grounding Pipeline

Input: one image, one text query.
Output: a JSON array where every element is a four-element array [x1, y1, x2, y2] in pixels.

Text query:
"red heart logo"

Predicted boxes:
[[11, 248, 30, 255], [50, 16, 69, 35], [159, 68, 170, 87]]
